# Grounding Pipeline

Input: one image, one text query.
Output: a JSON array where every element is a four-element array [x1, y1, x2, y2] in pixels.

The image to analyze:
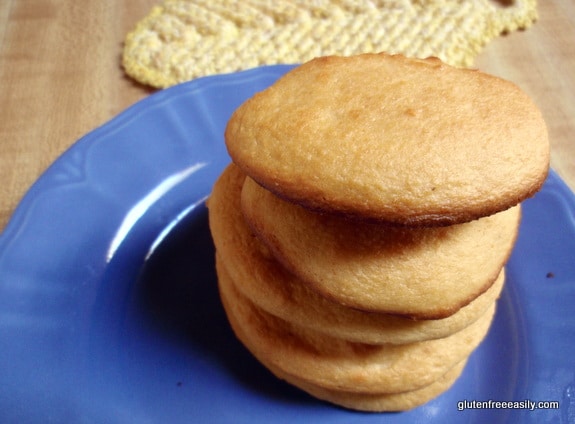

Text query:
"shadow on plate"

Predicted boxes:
[[135, 204, 315, 406]]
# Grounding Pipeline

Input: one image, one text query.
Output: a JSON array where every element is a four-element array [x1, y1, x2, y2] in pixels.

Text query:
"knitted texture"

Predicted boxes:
[[122, 0, 538, 88]]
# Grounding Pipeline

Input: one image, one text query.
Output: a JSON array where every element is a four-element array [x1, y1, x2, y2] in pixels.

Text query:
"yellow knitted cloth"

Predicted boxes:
[[123, 0, 538, 88]]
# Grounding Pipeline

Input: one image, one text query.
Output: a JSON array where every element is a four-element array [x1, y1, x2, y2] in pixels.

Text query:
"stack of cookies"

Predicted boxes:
[[208, 53, 549, 411]]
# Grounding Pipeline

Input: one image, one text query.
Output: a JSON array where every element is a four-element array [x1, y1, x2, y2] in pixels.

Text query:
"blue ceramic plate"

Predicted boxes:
[[1, 66, 574, 424]]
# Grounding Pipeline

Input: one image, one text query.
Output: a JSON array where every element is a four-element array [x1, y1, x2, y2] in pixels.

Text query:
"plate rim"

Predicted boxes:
[[0, 64, 574, 423]]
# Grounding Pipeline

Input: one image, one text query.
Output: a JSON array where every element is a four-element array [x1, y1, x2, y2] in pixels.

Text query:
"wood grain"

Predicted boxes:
[[476, 1, 575, 194], [0, 0, 157, 230], [0, 1, 573, 232]]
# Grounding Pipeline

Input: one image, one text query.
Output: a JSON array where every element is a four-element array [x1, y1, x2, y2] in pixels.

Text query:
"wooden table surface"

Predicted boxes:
[[0, 1, 574, 232]]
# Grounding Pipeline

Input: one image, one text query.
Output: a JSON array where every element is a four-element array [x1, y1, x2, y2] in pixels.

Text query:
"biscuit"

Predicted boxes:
[[225, 53, 549, 226], [265, 359, 467, 412], [208, 164, 505, 343], [241, 175, 519, 318], [217, 251, 504, 346], [218, 266, 496, 394]]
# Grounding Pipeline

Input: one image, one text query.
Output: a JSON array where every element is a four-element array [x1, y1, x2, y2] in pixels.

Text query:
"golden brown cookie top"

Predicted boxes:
[[241, 174, 518, 318], [225, 53, 549, 226], [208, 164, 505, 338]]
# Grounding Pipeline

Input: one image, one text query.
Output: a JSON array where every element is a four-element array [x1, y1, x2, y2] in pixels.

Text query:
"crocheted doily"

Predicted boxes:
[[123, 0, 538, 88]]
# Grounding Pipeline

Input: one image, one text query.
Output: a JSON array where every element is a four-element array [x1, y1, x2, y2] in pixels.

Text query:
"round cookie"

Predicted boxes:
[[218, 267, 496, 394], [265, 359, 467, 412], [217, 252, 504, 345], [225, 53, 549, 226], [241, 175, 519, 318], [208, 163, 505, 342]]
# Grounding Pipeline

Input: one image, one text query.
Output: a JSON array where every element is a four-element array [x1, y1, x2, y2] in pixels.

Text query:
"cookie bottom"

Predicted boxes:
[[267, 359, 467, 412], [217, 259, 494, 395]]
